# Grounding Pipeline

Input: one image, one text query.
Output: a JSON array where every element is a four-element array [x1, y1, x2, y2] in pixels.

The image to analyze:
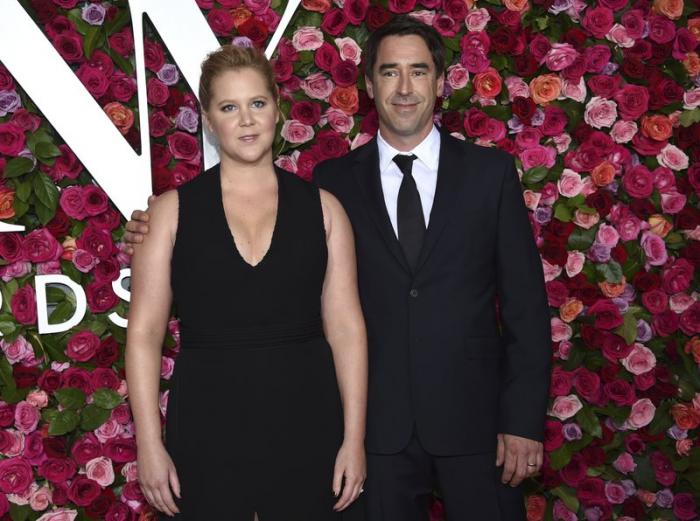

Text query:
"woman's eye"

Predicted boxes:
[[252, 100, 266, 108], [221, 104, 235, 112]]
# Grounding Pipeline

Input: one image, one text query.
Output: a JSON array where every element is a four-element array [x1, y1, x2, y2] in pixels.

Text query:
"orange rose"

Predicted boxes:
[[301, 0, 331, 12], [329, 85, 359, 115], [103, 102, 134, 135], [652, 0, 683, 19], [591, 160, 616, 187], [684, 337, 700, 363], [599, 279, 626, 298], [683, 52, 700, 76], [473, 67, 502, 98], [648, 214, 673, 238], [641, 114, 673, 141], [231, 6, 253, 28], [560, 298, 583, 322], [670, 403, 700, 430], [0, 188, 15, 220], [61, 236, 76, 261], [504, 0, 530, 11], [689, 19, 700, 40], [637, 490, 657, 507], [526, 495, 546, 521], [529, 74, 561, 105]]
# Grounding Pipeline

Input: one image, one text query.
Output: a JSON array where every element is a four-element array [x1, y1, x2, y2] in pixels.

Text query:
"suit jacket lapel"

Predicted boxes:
[[414, 131, 466, 273], [352, 138, 412, 275]]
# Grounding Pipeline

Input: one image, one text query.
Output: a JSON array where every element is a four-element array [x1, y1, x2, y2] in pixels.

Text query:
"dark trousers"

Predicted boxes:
[[364, 431, 526, 521]]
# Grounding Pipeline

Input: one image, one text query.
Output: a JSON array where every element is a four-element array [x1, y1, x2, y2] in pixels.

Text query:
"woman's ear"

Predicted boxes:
[[202, 112, 214, 135]]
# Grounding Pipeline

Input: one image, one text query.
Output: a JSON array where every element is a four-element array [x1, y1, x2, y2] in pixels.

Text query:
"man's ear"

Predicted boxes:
[[365, 74, 374, 99], [436, 72, 445, 98]]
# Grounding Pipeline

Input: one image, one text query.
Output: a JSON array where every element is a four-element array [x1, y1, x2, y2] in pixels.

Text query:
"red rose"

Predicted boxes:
[[641, 289, 668, 314], [39, 457, 77, 484], [366, 5, 392, 31], [632, 271, 660, 291], [76, 64, 109, 98], [290, 101, 321, 126], [576, 477, 606, 505], [587, 74, 622, 98], [601, 333, 634, 361], [561, 454, 588, 487], [38, 369, 61, 393], [573, 367, 601, 403], [107, 28, 134, 57], [561, 56, 586, 82], [652, 310, 679, 336], [86, 279, 119, 313], [316, 129, 349, 159], [0, 64, 14, 91], [526, 495, 546, 521], [387, 0, 416, 13], [321, 8, 349, 36], [72, 434, 102, 466], [207, 8, 234, 36], [581, 6, 613, 39], [549, 367, 573, 397], [53, 31, 84, 63], [331, 60, 359, 87], [272, 58, 293, 83], [149, 111, 172, 138], [47, 208, 72, 239], [0, 233, 24, 263], [10, 109, 42, 132], [51, 482, 69, 506], [673, 493, 698, 521], [93, 258, 121, 282], [105, 502, 131, 521], [588, 299, 624, 330], [95, 336, 121, 368], [343, 0, 369, 25], [104, 437, 137, 463], [584, 190, 613, 217], [463, 108, 489, 137], [144, 40, 165, 72], [0, 122, 26, 157], [662, 258, 693, 294], [81, 185, 108, 217], [167, 131, 200, 162], [66, 330, 100, 362], [650, 451, 676, 486], [583, 45, 611, 73], [443, 0, 467, 20], [151, 143, 172, 169], [91, 368, 121, 390], [298, 148, 322, 181], [314, 42, 341, 72], [109, 71, 137, 102], [0, 457, 32, 495], [238, 18, 269, 47], [85, 489, 116, 519], [78, 225, 114, 260], [603, 379, 636, 406], [543, 420, 564, 451], [172, 162, 199, 187], [68, 476, 101, 506], [680, 302, 700, 335], [49, 144, 83, 181], [13, 365, 39, 388], [147, 78, 170, 107], [61, 367, 94, 395], [614, 85, 650, 121], [42, 437, 68, 458], [121, 480, 145, 502], [11, 285, 36, 325]]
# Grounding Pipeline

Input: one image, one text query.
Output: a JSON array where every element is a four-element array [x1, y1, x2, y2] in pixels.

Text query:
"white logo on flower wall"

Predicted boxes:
[[0, 0, 301, 333]]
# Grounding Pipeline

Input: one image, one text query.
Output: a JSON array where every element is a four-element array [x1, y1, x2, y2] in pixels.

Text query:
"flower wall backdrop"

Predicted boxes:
[[1, 0, 699, 519]]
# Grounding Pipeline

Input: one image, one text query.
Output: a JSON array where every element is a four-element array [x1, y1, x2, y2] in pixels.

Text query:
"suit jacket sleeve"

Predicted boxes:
[[496, 155, 552, 442]]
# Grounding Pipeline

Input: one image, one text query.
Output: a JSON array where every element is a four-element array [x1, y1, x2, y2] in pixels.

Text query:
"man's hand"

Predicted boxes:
[[496, 433, 543, 487], [123, 195, 156, 255]]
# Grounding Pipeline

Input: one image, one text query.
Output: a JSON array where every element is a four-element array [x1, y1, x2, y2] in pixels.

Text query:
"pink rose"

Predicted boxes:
[[561, 77, 587, 103], [542, 259, 563, 282], [641, 232, 668, 266], [461, 48, 490, 74], [334, 37, 361, 65], [0, 336, 32, 365], [565, 251, 585, 278], [274, 153, 298, 173], [85, 457, 115, 487], [324, 108, 354, 134], [557, 169, 584, 197], [625, 398, 656, 429], [301, 72, 334, 100], [11, 285, 37, 326], [612, 452, 637, 474], [72, 249, 98, 273], [607, 24, 635, 47], [36, 508, 78, 521], [573, 210, 600, 230], [596, 223, 620, 248], [616, 215, 642, 242], [59, 186, 86, 219], [621, 343, 656, 375], [505, 77, 529, 101], [292, 26, 324, 51], [610, 120, 637, 143], [13, 401, 39, 434], [29, 485, 52, 511], [551, 317, 572, 342], [161, 356, 175, 379], [519, 145, 556, 170], [543, 43, 580, 71], [669, 293, 694, 313], [66, 331, 99, 362], [0, 457, 32, 494], [446, 64, 469, 90], [549, 394, 583, 420], [522, 190, 541, 211], [280, 120, 314, 144], [660, 191, 686, 215], [464, 8, 491, 31], [584, 96, 618, 129], [657, 144, 689, 171], [604, 481, 627, 504]]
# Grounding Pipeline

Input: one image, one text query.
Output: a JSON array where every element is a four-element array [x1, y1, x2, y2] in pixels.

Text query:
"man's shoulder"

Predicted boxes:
[[313, 142, 368, 188], [445, 134, 514, 169]]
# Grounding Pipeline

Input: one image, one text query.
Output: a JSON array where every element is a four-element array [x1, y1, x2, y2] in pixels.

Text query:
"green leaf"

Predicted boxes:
[[523, 166, 549, 185], [549, 444, 573, 470], [13, 198, 30, 219], [14, 178, 32, 202], [61, 260, 84, 284], [550, 485, 579, 512], [576, 407, 602, 438], [35, 201, 56, 225], [107, 48, 134, 75], [595, 260, 623, 283], [43, 335, 69, 363], [0, 320, 17, 337], [443, 36, 461, 53], [92, 388, 122, 410], [553, 203, 572, 222], [84, 26, 104, 60], [3, 157, 34, 178], [49, 299, 77, 326], [81, 404, 112, 430], [614, 312, 638, 345], [0, 356, 18, 394], [49, 409, 81, 436], [632, 456, 657, 491], [31, 172, 59, 211], [41, 407, 59, 423], [34, 141, 62, 163], [9, 503, 30, 521], [680, 108, 700, 127], [54, 388, 87, 410], [568, 226, 597, 251], [105, 7, 131, 35]]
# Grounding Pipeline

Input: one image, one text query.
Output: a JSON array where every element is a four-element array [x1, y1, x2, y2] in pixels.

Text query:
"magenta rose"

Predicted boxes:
[[93, 257, 120, 282], [67, 476, 101, 507], [103, 437, 137, 463], [66, 331, 100, 362], [581, 6, 613, 38], [76, 64, 109, 98], [584, 45, 611, 73], [544, 420, 564, 451], [59, 185, 87, 219], [149, 111, 171, 138], [13, 401, 39, 434], [86, 280, 119, 313], [50, 145, 83, 181], [387, 0, 416, 13], [53, 31, 84, 63], [72, 249, 97, 273], [622, 165, 654, 198], [107, 28, 133, 57], [167, 131, 200, 162], [0, 233, 24, 263], [39, 458, 77, 483], [314, 42, 340, 72], [641, 289, 668, 314], [71, 434, 103, 466], [82, 185, 109, 216], [290, 101, 321, 126], [146, 78, 169, 107], [0, 457, 32, 494], [680, 303, 700, 335], [673, 493, 698, 521], [91, 368, 121, 390], [662, 258, 693, 294], [573, 367, 601, 403], [603, 379, 635, 406], [561, 454, 588, 487], [343, 0, 369, 25], [10, 109, 42, 133], [331, 60, 359, 87], [144, 40, 165, 72], [22, 228, 62, 263], [588, 299, 623, 330], [321, 9, 349, 36], [650, 451, 676, 486], [0, 122, 26, 156], [653, 309, 679, 336], [11, 285, 37, 325], [463, 108, 489, 137], [109, 72, 136, 102]]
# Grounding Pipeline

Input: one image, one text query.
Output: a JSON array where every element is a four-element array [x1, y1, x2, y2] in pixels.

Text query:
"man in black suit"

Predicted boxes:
[[125, 16, 551, 520], [312, 17, 551, 520]]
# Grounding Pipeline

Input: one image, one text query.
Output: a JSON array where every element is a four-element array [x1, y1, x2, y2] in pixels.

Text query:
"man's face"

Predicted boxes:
[[366, 34, 444, 149]]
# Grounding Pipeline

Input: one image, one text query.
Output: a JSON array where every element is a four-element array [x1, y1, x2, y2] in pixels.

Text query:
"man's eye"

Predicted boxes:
[[382, 70, 397, 77]]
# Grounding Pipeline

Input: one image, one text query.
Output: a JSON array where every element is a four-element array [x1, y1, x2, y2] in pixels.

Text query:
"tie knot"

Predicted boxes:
[[393, 154, 417, 176]]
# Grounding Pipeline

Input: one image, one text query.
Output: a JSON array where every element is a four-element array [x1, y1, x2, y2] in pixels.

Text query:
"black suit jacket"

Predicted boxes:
[[314, 130, 552, 456]]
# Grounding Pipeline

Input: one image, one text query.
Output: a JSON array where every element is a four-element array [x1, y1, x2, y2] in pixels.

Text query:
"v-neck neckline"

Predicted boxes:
[[216, 167, 281, 270]]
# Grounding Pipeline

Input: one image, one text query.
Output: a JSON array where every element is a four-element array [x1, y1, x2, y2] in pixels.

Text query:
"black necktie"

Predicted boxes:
[[393, 154, 425, 271]]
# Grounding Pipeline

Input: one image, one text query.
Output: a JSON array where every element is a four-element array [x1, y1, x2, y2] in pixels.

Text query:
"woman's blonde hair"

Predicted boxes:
[[198, 44, 279, 111]]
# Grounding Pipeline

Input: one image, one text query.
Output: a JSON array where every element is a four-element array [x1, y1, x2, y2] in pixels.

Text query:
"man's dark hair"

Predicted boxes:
[[364, 15, 446, 79]]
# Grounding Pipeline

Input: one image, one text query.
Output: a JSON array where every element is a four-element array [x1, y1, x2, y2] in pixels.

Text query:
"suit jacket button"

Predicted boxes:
[[409, 289, 418, 298]]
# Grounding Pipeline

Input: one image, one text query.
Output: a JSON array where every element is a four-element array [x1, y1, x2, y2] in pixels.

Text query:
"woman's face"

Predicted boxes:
[[204, 67, 279, 167]]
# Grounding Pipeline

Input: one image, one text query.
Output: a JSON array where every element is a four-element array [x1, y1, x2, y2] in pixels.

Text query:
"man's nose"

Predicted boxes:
[[397, 71, 412, 95]]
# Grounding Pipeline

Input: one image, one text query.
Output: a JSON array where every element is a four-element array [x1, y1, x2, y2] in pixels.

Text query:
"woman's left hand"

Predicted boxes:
[[332, 440, 366, 511]]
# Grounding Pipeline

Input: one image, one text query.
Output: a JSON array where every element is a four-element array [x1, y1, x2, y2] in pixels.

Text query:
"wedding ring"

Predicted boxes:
[[526, 463, 537, 467]]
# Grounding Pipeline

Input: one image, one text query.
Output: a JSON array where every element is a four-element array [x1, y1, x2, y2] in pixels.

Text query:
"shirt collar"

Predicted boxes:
[[377, 125, 441, 174]]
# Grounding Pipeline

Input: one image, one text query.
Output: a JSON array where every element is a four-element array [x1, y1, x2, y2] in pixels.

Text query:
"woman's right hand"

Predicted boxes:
[[137, 441, 181, 517]]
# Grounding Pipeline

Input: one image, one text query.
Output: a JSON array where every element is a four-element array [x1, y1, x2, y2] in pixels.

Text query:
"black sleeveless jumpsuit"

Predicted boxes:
[[165, 164, 344, 520]]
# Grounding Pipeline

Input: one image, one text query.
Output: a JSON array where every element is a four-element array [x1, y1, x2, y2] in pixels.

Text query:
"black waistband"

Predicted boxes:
[[179, 317, 324, 349]]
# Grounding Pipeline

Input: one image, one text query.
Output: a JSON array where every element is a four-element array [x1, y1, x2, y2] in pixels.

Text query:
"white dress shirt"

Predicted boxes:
[[377, 125, 441, 237]]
